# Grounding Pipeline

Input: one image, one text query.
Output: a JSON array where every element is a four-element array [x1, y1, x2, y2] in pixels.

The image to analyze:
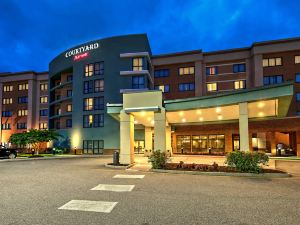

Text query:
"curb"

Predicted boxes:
[[104, 163, 135, 170], [151, 169, 291, 178], [0, 155, 111, 163]]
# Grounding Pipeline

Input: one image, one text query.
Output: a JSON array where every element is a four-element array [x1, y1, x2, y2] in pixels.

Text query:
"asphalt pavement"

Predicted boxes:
[[0, 157, 299, 225]]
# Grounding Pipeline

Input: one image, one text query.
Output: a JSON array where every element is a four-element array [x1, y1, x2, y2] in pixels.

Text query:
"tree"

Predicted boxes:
[[9, 129, 61, 154]]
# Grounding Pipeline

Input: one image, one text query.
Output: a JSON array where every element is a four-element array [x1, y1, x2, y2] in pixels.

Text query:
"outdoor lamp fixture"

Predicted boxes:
[[182, 118, 186, 122], [179, 111, 184, 116], [217, 115, 223, 120], [216, 107, 221, 113], [258, 102, 265, 108], [197, 110, 202, 115], [258, 112, 264, 117]]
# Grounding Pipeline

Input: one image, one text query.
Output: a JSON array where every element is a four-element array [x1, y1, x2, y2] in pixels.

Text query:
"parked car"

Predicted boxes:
[[0, 145, 17, 159]]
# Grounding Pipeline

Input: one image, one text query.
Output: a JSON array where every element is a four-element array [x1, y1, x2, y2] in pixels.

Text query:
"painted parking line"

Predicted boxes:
[[91, 184, 135, 192], [58, 200, 118, 213], [113, 174, 145, 179]]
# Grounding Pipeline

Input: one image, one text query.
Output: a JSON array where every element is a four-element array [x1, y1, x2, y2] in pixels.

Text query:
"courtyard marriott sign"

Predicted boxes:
[[65, 42, 99, 58]]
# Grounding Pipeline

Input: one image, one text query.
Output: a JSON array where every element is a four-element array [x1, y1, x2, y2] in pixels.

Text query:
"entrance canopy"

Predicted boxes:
[[107, 82, 294, 164], [108, 82, 293, 126]]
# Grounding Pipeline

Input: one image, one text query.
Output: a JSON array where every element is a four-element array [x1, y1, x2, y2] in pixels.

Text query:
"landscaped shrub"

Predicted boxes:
[[148, 150, 169, 169], [225, 151, 269, 173]]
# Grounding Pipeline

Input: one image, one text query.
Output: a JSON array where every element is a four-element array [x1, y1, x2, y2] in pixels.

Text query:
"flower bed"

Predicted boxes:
[[165, 162, 285, 174]]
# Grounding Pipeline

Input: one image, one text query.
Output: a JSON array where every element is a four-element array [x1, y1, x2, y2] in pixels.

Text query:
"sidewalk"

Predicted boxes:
[[0, 154, 111, 163]]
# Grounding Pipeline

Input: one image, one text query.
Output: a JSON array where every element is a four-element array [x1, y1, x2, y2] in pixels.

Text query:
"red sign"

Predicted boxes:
[[73, 52, 89, 61]]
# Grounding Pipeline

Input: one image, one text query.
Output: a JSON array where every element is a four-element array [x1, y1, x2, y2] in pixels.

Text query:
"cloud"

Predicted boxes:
[[0, 0, 300, 72]]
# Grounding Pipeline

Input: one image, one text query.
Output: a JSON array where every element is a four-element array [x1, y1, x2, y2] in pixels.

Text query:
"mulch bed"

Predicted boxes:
[[164, 163, 285, 173]]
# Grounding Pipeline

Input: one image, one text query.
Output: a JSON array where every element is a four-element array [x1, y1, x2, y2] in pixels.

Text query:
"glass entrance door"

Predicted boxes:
[[134, 140, 145, 154], [232, 134, 240, 151]]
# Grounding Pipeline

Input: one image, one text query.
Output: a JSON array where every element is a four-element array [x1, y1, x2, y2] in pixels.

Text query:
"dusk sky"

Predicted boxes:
[[1, 0, 300, 72]]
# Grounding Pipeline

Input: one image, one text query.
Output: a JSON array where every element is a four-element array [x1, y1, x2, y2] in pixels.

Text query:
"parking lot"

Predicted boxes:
[[0, 157, 299, 225]]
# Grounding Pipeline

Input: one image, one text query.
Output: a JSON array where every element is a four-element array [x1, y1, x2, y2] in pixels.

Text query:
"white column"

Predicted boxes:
[[154, 108, 166, 152], [144, 127, 153, 154], [239, 102, 250, 151], [120, 110, 135, 164], [166, 126, 172, 155]]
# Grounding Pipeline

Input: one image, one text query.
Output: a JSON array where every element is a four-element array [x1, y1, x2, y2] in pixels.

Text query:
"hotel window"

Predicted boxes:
[[208, 135, 225, 151], [67, 90, 73, 97], [3, 85, 13, 92], [154, 85, 170, 93], [94, 79, 104, 92], [94, 114, 104, 127], [83, 98, 93, 111], [2, 111, 12, 117], [179, 67, 195, 75], [1, 123, 11, 130], [154, 69, 169, 78], [296, 93, 300, 102], [67, 75, 73, 81], [263, 75, 283, 86], [83, 115, 93, 128], [85, 63, 94, 77], [297, 111, 300, 116], [55, 122, 60, 129], [66, 119, 72, 128], [94, 62, 104, 75], [176, 135, 191, 153], [17, 123, 27, 129], [295, 73, 300, 83], [3, 98, 12, 105], [18, 83, 28, 91], [206, 66, 218, 75], [234, 80, 246, 89], [192, 135, 208, 153], [40, 96, 48, 103], [295, 56, 300, 64], [132, 76, 145, 89], [207, 83, 217, 92], [39, 122, 47, 130], [262, 57, 282, 67], [40, 83, 48, 91], [83, 80, 93, 94], [18, 109, 28, 116], [233, 63, 246, 73], [55, 108, 61, 115], [66, 104, 72, 112], [40, 109, 48, 116], [94, 97, 104, 110], [18, 96, 28, 104], [132, 58, 143, 71], [178, 83, 195, 92]]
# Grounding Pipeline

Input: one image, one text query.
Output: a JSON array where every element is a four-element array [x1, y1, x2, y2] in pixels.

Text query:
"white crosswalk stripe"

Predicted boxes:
[[58, 200, 118, 213], [113, 174, 145, 179], [91, 184, 135, 192]]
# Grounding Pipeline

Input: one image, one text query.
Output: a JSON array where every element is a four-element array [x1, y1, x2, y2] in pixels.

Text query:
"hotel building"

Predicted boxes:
[[3, 34, 300, 162], [0, 71, 48, 144]]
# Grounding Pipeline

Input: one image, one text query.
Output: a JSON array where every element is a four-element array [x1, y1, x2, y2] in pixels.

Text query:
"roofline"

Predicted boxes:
[[203, 47, 250, 56], [252, 36, 300, 47], [0, 70, 48, 76], [152, 49, 202, 58]]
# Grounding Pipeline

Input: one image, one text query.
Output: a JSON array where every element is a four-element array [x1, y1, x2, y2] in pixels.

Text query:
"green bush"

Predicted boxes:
[[148, 150, 169, 169], [226, 151, 269, 173]]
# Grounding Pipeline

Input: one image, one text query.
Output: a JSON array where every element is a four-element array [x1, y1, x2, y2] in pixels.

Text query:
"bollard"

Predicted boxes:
[[113, 150, 120, 165]]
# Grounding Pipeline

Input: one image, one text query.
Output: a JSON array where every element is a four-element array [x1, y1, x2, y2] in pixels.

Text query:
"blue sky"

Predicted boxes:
[[1, 0, 300, 72]]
